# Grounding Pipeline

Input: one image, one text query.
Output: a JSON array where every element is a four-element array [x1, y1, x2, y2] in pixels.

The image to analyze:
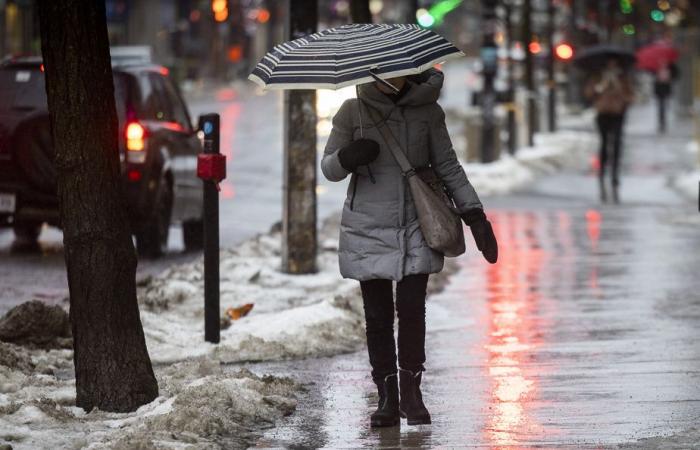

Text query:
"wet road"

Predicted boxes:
[[251, 105, 700, 447]]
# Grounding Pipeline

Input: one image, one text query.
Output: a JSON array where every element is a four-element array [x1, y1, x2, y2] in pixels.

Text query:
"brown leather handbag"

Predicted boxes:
[[364, 103, 466, 257]]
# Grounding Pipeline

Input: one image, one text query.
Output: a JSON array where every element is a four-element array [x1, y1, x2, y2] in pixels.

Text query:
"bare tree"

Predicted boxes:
[[37, 0, 158, 412]]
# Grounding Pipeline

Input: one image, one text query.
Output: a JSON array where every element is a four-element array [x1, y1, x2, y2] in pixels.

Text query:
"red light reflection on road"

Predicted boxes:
[[481, 211, 554, 447], [586, 210, 602, 295]]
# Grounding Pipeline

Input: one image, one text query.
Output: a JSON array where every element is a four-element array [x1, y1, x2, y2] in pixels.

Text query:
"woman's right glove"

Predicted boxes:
[[461, 208, 498, 264], [338, 138, 380, 172]]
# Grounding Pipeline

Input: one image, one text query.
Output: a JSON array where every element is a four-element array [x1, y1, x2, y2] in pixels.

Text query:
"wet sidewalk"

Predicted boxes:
[[250, 103, 700, 448]]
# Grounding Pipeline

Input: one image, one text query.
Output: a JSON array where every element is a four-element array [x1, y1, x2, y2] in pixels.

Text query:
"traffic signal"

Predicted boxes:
[[555, 43, 574, 61], [528, 41, 541, 54], [212, 0, 228, 22]]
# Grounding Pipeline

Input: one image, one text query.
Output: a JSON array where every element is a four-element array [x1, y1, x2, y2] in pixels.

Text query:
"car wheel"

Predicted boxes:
[[11, 222, 42, 253], [182, 218, 204, 251], [136, 176, 172, 258]]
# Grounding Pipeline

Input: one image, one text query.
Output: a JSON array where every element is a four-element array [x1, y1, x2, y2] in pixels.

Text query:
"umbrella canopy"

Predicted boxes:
[[248, 23, 464, 90], [636, 42, 679, 72], [573, 44, 636, 71]]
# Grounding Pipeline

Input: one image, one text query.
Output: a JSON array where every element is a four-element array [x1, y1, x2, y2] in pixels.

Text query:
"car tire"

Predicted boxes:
[[182, 218, 204, 251], [11, 222, 42, 253], [136, 176, 172, 258], [12, 115, 56, 194]]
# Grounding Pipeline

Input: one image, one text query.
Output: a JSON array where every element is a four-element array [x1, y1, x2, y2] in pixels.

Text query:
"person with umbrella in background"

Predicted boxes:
[[577, 47, 635, 203], [636, 40, 680, 134], [250, 24, 498, 428]]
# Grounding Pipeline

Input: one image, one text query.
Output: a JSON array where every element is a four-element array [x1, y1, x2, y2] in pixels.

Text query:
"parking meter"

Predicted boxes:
[[197, 114, 223, 344]]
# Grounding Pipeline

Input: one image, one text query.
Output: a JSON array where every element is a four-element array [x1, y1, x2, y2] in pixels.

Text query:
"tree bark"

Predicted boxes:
[[37, 0, 158, 413], [350, 0, 372, 23], [282, 0, 318, 274]]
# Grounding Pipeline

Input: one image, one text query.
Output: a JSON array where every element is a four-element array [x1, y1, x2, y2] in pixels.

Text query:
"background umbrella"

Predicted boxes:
[[636, 42, 679, 72], [573, 44, 636, 71], [248, 23, 464, 90]]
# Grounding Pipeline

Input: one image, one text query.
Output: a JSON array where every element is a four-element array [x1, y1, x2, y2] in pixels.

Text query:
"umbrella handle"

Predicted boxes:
[[369, 67, 400, 94]]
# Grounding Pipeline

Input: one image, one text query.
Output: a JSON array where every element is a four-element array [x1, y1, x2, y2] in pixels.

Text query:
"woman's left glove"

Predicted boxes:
[[461, 209, 498, 264]]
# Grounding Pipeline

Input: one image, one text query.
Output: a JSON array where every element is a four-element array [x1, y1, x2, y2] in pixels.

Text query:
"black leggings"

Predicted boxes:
[[596, 112, 625, 185], [360, 274, 429, 381]]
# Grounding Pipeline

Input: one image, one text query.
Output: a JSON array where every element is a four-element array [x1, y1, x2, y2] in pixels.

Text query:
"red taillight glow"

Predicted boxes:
[[40, 64, 45, 72], [159, 67, 169, 76], [127, 169, 142, 182], [126, 122, 145, 151]]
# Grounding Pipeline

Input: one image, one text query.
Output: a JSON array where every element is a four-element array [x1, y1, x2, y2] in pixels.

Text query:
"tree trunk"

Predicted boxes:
[[282, 0, 318, 274], [350, 0, 371, 23], [37, 0, 158, 413]]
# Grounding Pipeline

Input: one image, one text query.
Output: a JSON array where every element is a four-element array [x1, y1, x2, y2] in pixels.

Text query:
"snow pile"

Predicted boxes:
[[464, 130, 596, 195], [137, 219, 365, 364], [0, 352, 300, 449], [668, 141, 700, 202]]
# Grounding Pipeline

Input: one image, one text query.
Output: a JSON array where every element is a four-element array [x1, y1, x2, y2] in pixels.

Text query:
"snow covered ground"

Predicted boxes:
[[464, 131, 595, 196], [0, 346, 300, 449], [668, 140, 699, 203]]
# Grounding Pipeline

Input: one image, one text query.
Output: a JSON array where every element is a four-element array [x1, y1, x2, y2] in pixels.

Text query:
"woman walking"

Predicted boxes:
[[584, 58, 634, 203], [321, 68, 498, 427]]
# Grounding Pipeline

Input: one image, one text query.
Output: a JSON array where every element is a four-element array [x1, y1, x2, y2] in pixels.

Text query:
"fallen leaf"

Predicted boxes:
[[225, 303, 254, 321]]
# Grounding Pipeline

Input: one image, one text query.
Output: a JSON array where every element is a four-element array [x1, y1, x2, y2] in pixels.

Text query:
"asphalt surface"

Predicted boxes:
[[250, 104, 700, 448]]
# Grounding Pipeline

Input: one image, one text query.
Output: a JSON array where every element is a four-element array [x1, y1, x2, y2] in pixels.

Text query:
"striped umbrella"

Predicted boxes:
[[248, 23, 464, 90]]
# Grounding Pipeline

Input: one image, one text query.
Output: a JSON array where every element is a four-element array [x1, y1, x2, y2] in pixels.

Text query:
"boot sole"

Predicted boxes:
[[370, 417, 400, 427], [399, 410, 431, 425]]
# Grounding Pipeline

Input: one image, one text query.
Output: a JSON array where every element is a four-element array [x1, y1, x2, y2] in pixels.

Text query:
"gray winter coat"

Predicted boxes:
[[321, 69, 482, 281]]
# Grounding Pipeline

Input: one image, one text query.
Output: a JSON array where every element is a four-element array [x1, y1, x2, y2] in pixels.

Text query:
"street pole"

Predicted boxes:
[[504, 1, 517, 154], [547, 0, 557, 132], [199, 114, 221, 344], [480, 0, 498, 162], [350, 0, 371, 23], [282, 0, 318, 274], [523, 0, 536, 146]]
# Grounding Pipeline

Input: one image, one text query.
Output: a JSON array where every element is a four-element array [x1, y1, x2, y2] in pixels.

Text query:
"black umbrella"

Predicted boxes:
[[574, 44, 636, 71]]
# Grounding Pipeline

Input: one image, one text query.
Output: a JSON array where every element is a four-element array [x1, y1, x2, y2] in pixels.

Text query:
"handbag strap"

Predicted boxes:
[[360, 100, 416, 178]]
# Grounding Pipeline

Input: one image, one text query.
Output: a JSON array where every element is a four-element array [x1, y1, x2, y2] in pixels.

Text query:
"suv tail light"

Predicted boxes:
[[126, 122, 145, 151], [125, 122, 147, 163]]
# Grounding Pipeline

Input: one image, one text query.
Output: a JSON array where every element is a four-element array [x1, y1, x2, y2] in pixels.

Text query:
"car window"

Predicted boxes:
[[160, 76, 192, 131], [136, 73, 165, 121], [0, 67, 47, 111]]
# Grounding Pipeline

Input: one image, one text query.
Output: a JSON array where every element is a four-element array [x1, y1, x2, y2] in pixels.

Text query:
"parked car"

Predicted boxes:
[[0, 56, 204, 257]]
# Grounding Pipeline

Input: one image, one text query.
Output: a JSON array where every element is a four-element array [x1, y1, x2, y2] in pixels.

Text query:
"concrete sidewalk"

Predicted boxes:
[[249, 102, 700, 448]]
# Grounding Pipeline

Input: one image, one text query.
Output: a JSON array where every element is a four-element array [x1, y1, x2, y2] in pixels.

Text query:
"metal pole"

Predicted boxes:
[[547, 0, 557, 132], [504, 1, 517, 154], [523, 0, 536, 146], [480, 0, 498, 163], [200, 114, 221, 344], [282, 0, 318, 274]]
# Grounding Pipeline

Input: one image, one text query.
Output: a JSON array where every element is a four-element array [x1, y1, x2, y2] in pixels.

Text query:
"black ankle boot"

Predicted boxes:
[[371, 373, 400, 427], [399, 369, 431, 425]]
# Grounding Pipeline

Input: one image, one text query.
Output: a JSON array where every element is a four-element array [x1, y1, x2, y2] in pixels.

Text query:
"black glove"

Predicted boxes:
[[461, 209, 498, 264], [338, 138, 380, 172]]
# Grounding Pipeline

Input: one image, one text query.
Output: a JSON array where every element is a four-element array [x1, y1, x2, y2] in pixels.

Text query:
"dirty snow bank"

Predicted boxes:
[[464, 130, 596, 195], [668, 140, 699, 203], [137, 218, 365, 364], [0, 347, 300, 449]]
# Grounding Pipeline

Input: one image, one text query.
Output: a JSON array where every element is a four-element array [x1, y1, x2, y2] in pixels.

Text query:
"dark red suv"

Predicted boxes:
[[0, 57, 204, 257]]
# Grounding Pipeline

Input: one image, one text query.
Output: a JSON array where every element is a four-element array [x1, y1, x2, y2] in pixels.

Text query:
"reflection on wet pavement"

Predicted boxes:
[[253, 197, 700, 447]]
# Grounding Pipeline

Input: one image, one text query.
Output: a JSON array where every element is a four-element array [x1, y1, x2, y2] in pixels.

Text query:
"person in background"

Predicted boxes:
[[585, 58, 635, 203], [653, 60, 677, 134]]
